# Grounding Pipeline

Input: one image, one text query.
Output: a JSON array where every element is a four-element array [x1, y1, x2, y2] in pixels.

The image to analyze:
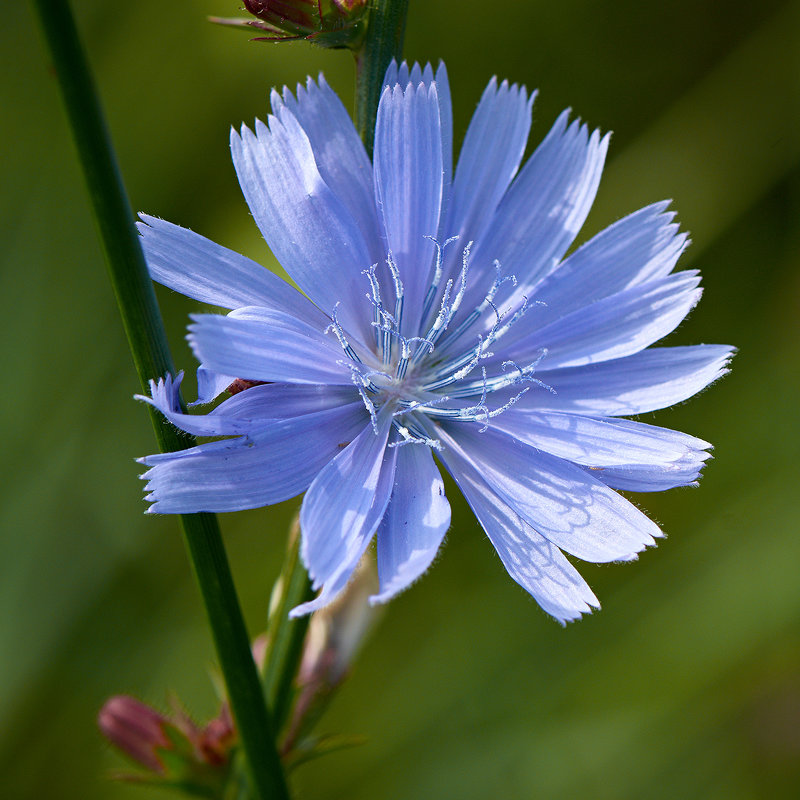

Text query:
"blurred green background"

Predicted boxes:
[[3, 1, 800, 797]]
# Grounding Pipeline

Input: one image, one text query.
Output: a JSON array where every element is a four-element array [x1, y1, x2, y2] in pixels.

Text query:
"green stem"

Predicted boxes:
[[355, 0, 410, 155], [31, 2, 289, 798], [262, 519, 315, 735]]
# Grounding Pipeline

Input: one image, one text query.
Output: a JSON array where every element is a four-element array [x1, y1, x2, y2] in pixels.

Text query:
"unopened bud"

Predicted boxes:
[[180, 703, 236, 767], [211, 0, 367, 49], [300, 556, 379, 688], [283, 556, 380, 754], [98, 696, 172, 774], [98, 694, 236, 791]]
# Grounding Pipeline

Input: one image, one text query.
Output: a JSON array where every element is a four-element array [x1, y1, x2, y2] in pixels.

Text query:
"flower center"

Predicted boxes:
[[327, 241, 554, 446]]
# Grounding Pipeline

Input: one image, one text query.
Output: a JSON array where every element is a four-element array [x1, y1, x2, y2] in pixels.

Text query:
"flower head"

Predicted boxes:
[[137, 62, 733, 623]]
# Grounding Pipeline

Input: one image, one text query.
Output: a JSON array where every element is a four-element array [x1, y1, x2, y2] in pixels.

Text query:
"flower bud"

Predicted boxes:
[[282, 556, 380, 753], [211, 0, 367, 49], [97, 695, 172, 774], [98, 694, 235, 791], [300, 555, 379, 688]]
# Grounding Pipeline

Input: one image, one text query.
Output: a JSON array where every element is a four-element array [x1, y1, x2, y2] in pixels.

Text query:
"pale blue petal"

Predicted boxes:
[[530, 345, 734, 415], [291, 410, 397, 617], [373, 80, 443, 334], [382, 62, 452, 230], [529, 202, 688, 326], [434, 62, 453, 196], [493, 409, 711, 469], [191, 367, 234, 406], [230, 118, 373, 338], [370, 445, 451, 604], [382, 59, 401, 88], [138, 403, 368, 513], [136, 372, 260, 437], [388, 61, 429, 89], [213, 382, 357, 420], [137, 216, 323, 320], [500, 271, 702, 369], [276, 76, 382, 262], [471, 111, 609, 293], [432, 427, 599, 623], [587, 457, 707, 492], [445, 77, 533, 248], [439, 424, 661, 563], [188, 307, 352, 385]]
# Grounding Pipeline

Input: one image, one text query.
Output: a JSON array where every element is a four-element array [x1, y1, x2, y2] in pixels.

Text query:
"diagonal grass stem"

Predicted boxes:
[[31, 2, 289, 797]]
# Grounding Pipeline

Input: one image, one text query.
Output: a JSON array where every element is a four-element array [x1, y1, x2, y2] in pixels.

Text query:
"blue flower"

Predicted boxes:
[[137, 62, 733, 623]]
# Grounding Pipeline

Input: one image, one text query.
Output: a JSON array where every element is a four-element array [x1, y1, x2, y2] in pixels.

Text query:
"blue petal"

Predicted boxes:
[[445, 77, 533, 250], [374, 79, 444, 335], [192, 367, 235, 406], [383, 60, 426, 90], [136, 372, 261, 437], [433, 428, 599, 623], [470, 110, 609, 295], [275, 75, 383, 263], [530, 344, 735, 415], [530, 202, 688, 325], [434, 62, 453, 197], [291, 410, 397, 617], [370, 445, 451, 604], [493, 409, 711, 470], [438, 423, 661, 563], [213, 382, 357, 420], [382, 62, 453, 234], [136, 216, 324, 321], [499, 271, 702, 369], [586, 457, 708, 492], [230, 117, 373, 339], [139, 403, 368, 513], [188, 307, 352, 385]]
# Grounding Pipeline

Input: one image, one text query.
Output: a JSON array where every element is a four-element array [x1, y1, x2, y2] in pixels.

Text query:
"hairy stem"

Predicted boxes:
[[355, 0, 410, 155]]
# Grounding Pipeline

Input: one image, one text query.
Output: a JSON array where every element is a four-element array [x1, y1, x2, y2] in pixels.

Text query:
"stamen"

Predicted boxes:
[[386, 251, 405, 334], [397, 335, 434, 380], [345, 363, 379, 433], [446, 241, 472, 321], [389, 419, 443, 451], [362, 263, 391, 359], [325, 303, 361, 363], [420, 234, 460, 325], [421, 383, 531, 431], [447, 351, 556, 398], [393, 393, 451, 415], [422, 333, 490, 391], [444, 260, 518, 347]]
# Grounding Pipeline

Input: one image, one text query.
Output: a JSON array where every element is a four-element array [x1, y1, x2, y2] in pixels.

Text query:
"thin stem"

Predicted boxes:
[[31, 2, 289, 798], [355, 0, 410, 155], [262, 519, 315, 734]]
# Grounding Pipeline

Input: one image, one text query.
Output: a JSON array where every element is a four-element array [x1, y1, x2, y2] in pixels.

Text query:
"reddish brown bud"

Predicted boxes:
[[98, 695, 171, 773], [211, 0, 367, 49]]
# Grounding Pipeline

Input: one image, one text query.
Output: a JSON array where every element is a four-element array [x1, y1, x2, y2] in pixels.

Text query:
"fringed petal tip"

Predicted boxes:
[[383, 59, 448, 91], [545, 585, 601, 626], [557, 603, 599, 627], [133, 371, 185, 411]]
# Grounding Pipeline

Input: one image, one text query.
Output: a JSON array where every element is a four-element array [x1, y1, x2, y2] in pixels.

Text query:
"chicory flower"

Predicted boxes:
[[137, 63, 732, 622]]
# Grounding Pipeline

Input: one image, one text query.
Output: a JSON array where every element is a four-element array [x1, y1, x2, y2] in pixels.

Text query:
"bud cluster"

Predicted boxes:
[[98, 695, 235, 794], [212, 0, 368, 49]]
